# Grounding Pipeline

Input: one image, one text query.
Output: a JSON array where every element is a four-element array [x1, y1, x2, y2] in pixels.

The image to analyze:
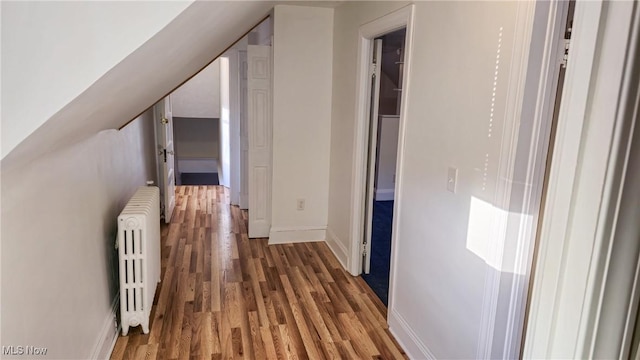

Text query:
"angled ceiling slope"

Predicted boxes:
[[2, 1, 275, 171]]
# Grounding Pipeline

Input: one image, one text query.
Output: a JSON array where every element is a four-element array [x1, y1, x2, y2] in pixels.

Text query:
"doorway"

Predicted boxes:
[[169, 59, 224, 187], [225, 17, 273, 238], [361, 28, 406, 306]]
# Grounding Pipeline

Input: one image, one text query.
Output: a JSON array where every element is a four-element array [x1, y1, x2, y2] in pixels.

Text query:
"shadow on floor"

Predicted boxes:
[[180, 172, 219, 186]]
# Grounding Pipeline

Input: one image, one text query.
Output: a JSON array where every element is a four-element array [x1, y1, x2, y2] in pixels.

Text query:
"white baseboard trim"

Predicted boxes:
[[389, 308, 435, 360], [375, 188, 395, 201], [91, 295, 120, 360], [325, 227, 349, 270], [268, 226, 327, 244]]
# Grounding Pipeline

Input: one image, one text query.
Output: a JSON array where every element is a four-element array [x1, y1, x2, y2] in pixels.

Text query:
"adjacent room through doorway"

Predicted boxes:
[[169, 60, 223, 186], [362, 28, 406, 306]]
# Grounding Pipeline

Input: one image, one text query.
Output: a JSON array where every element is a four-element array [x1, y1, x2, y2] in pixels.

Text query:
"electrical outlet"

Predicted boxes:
[[297, 199, 305, 211]]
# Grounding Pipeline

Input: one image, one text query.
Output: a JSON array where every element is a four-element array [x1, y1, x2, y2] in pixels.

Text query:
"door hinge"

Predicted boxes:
[[561, 39, 570, 68], [370, 63, 377, 78], [163, 149, 167, 163]]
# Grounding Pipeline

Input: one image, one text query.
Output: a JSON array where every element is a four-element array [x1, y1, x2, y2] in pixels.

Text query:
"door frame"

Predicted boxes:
[[226, 50, 242, 206], [524, 0, 640, 358], [362, 38, 383, 275], [348, 4, 414, 289], [238, 48, 250, 210]]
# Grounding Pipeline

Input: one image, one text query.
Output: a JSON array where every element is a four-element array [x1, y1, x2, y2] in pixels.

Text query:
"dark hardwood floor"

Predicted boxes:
[[111, 186, 406, 360]]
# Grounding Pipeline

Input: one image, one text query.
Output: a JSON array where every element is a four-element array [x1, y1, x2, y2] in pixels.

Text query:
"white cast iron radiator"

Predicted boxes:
[[117, 186, 161, 335]]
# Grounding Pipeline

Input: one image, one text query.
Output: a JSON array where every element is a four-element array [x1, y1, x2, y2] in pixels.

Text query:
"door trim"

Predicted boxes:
[[524, 1, 640, 358], [349, 5, 414, 280]]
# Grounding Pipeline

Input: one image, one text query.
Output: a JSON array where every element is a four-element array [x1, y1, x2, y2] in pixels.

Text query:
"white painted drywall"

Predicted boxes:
[[171, 60, 221, 119], [173, 117, 219, 159], [271, 5, 333, 240], [249, 17, 273, 45], [375, 115, 399, 201], [327, 0, 409, 269], [1, 111, 157, 359], [0, 1, 192, 158], [328, 1, 534, 359]]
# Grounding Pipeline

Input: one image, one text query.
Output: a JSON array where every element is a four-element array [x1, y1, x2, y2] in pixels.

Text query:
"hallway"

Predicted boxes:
[[111, 186, 406, 359]]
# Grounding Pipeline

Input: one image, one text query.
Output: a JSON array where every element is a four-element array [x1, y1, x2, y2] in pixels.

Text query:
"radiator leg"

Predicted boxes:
[[122, 324, 130, 336], [142, 321, 150, 334]]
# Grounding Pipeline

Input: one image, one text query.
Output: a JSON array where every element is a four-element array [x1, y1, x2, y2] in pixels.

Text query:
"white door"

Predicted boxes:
[[219, 57, 231, 188], [239, 50, 250, 210], [363, 39, 383, 274], [156, 96, 176, 223], [247, 45, 272, 238]]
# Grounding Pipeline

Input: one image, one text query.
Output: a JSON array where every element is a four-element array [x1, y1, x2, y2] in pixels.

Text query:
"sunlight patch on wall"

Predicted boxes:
[[466, 196, 530, 275]]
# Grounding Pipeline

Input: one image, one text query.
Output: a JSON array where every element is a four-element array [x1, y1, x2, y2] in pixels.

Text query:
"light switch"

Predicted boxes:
[[447, 167, 458, 193]]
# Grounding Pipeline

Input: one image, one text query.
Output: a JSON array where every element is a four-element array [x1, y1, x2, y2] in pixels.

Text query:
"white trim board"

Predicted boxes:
[[326, 227, 349, 270], [93, 296, 119, 360], [524, 1, 640, 358], [268, 226, 326, 244], [389, 308, 436, 360]]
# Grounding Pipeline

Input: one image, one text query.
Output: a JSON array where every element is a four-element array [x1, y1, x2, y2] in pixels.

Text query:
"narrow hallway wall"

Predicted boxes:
[[1, 110, 157, 359]]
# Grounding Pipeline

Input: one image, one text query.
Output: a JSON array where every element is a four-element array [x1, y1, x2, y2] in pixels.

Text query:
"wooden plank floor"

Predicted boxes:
[[112, 186, 406, 360]]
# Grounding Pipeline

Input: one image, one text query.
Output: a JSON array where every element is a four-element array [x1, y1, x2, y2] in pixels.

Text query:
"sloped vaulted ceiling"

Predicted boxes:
[[1, 1, 276, 171]]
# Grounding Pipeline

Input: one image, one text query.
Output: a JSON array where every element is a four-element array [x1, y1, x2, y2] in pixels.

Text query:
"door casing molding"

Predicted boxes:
[[524, 1, 640, 358]]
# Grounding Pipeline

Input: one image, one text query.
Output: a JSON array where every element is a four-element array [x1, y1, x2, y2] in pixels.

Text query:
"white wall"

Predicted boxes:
[[1, 111, 157, 359], [375, 115, 399, 201], [173, 118, 219, 159], [0, 1, 192, 158], [328, 1, 535, 359], [270, 5, 333, 242], [171, 60, 221, 119], [249, 17, 272, 45]]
